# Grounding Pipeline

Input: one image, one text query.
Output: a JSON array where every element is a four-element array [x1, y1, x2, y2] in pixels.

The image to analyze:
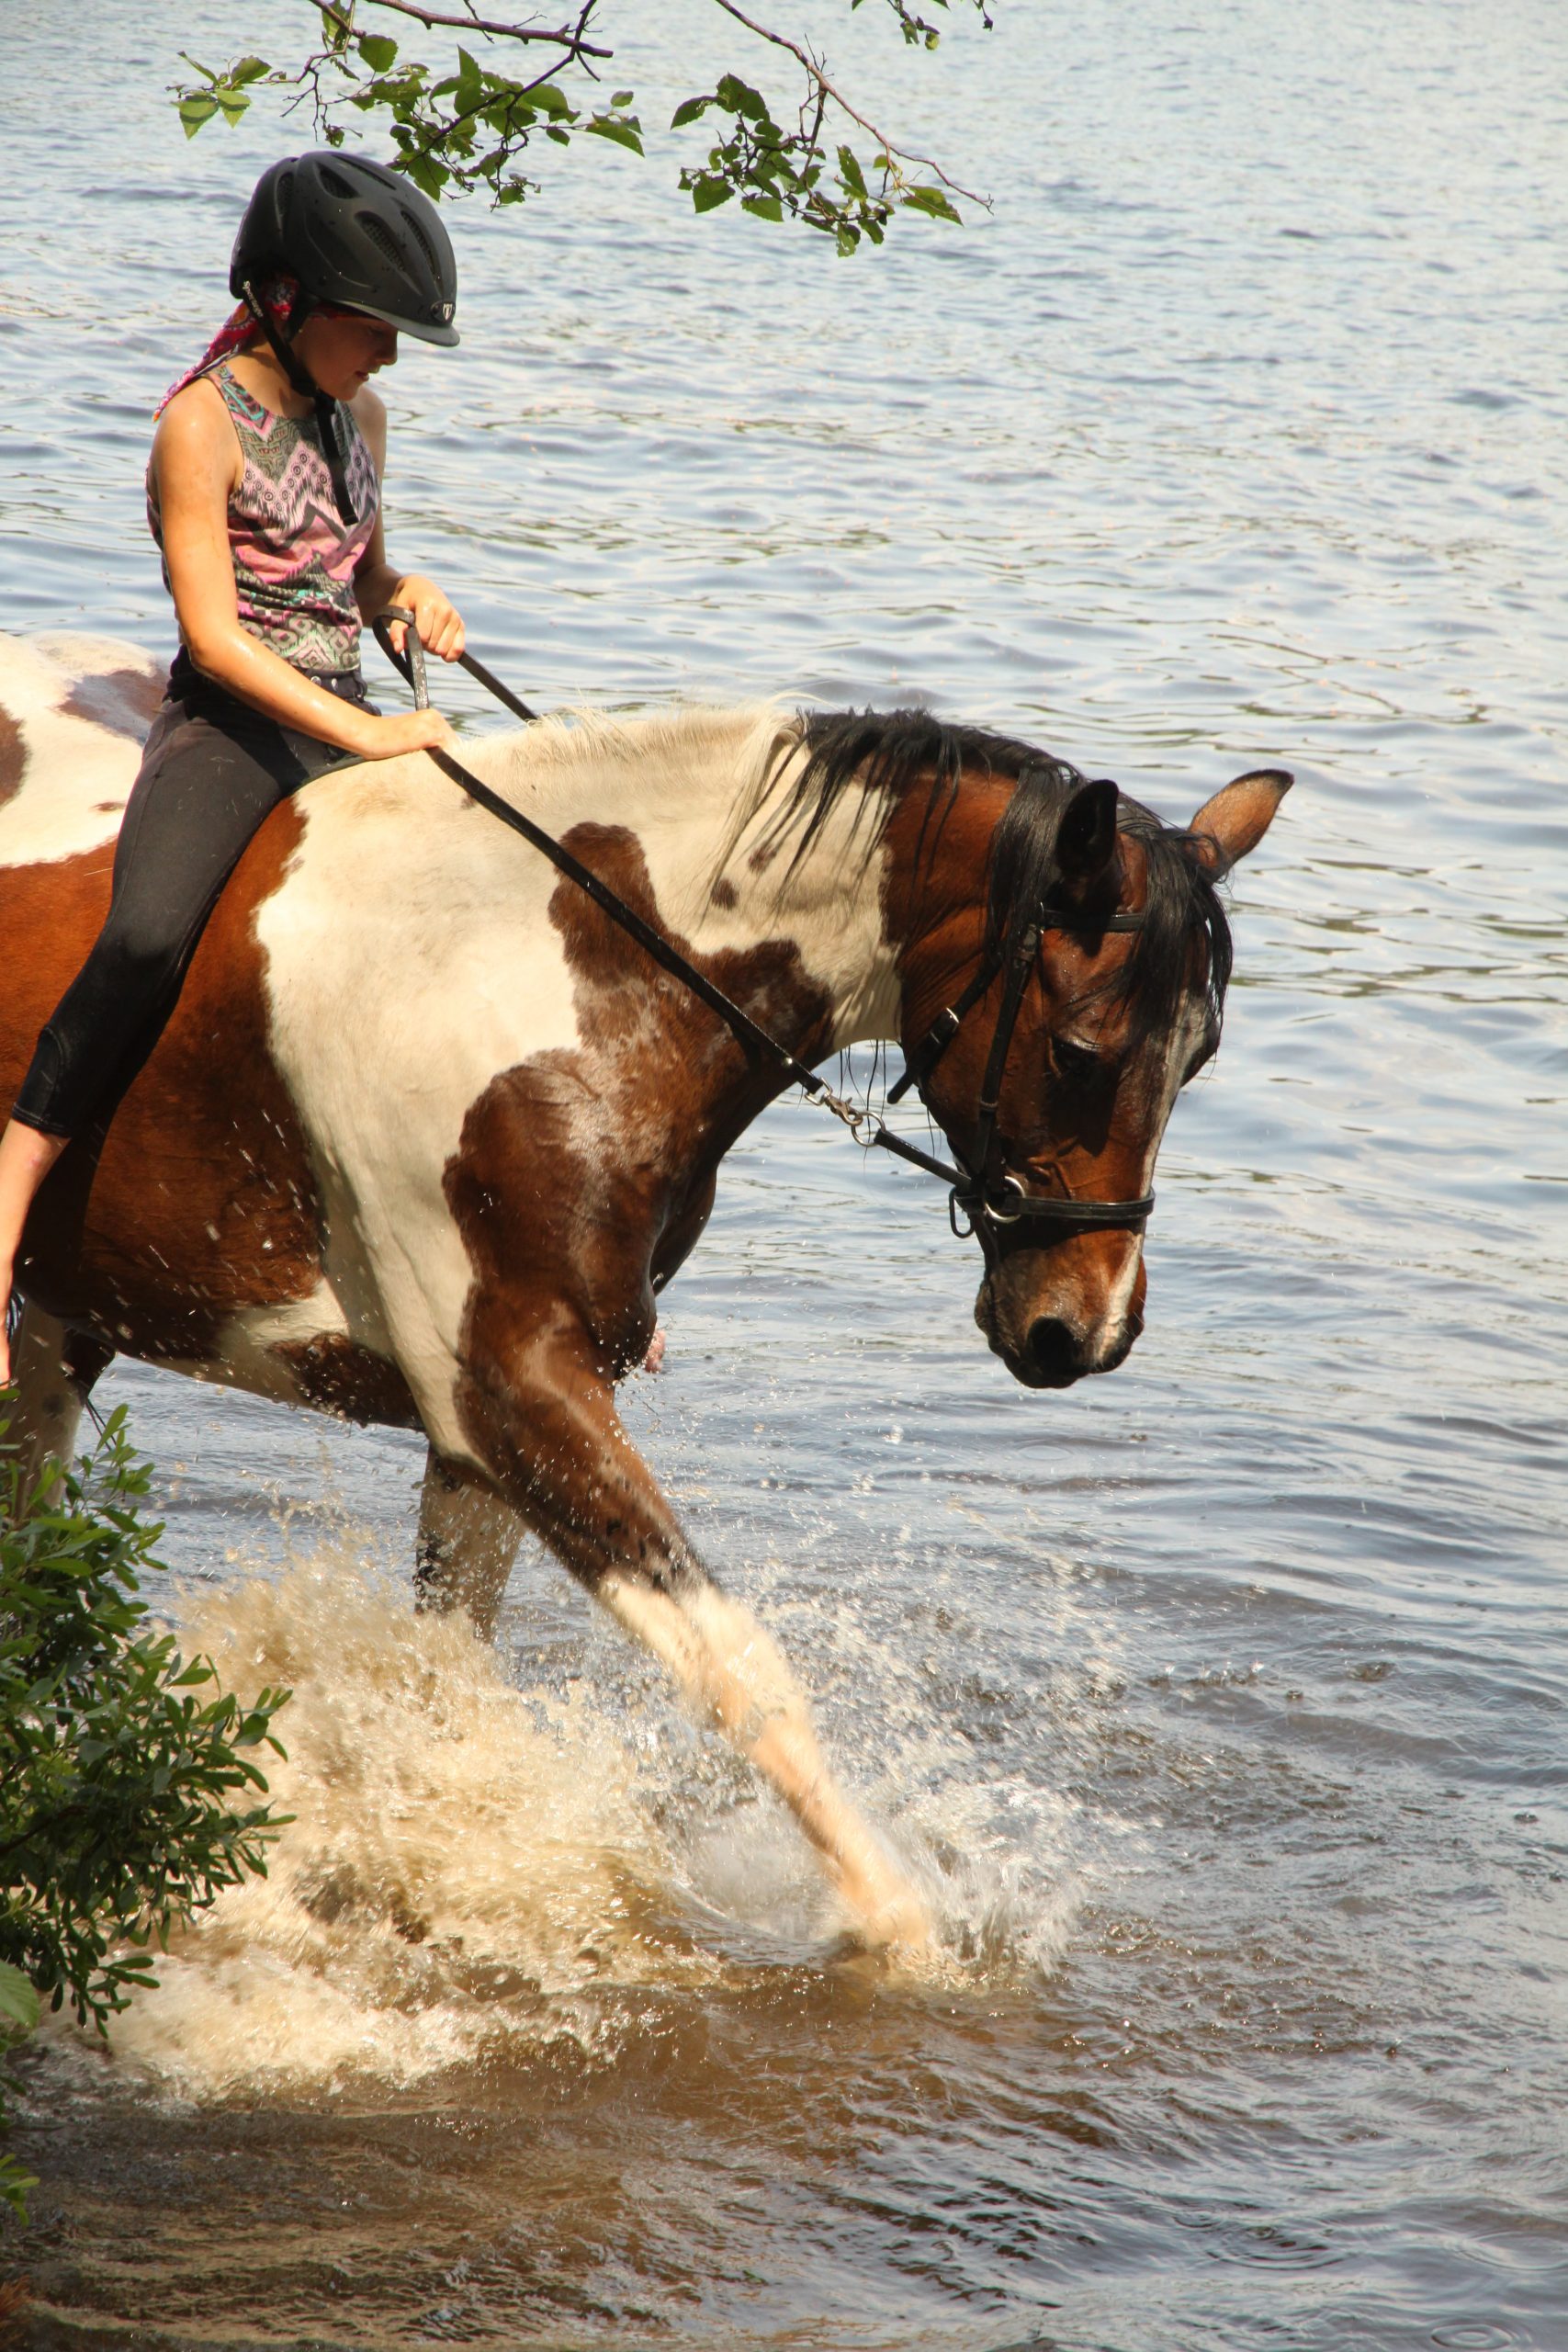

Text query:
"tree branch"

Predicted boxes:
[[321, 0, 612, 54], [705, 0, 988, 206]]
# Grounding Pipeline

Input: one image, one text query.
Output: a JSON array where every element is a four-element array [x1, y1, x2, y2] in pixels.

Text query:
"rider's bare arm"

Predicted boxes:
[[350, 389, 465, 662], [152, 381, 454, 762]]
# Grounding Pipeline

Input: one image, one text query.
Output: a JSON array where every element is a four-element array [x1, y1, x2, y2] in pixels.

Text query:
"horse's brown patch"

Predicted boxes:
[[444, 823, 830, 1525], [272, 1333, 421, 1429], [0, 702, 23, 810], [6, 800, 327, 1363], [62, 665, 165, 744]]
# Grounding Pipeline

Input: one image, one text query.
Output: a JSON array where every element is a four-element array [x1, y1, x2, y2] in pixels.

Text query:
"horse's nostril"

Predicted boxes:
[[1026, 1317, 1082, 1385]]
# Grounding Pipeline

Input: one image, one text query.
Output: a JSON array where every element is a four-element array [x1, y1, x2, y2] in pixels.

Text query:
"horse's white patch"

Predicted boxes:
[[153, 1283, 356, 1402], [1091, 1235, 1146, 1368], [0, 632, 157, 865], [1079, 989, 1208, 1365], [599, 1569, 929, 1947], [255, 708, 899, 1458], [208, 1281, 355, 1402]]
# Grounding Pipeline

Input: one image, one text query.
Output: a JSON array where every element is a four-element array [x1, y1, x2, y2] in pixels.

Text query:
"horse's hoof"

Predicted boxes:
[[847, 1880, 932, 1960]]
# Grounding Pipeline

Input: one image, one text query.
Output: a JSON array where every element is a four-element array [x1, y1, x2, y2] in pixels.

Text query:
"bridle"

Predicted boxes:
[[374, 612, 1157, 1251], [886, 891, 1154, 1246]]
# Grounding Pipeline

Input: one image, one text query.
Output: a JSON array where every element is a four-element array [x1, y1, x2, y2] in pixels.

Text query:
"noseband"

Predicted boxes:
[[881, 899, 1156, 1245]]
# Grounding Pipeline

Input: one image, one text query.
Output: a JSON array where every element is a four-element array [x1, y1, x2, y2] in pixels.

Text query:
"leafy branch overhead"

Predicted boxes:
[[173, 0, 993, 254]]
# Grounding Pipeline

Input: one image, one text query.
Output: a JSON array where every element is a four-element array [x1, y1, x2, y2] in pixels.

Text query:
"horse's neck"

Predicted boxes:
[[485, 712, 904, 1052]]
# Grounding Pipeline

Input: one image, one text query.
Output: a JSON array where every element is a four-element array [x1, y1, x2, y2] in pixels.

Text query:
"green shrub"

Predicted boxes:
[[0, 1408, 291, 2216]]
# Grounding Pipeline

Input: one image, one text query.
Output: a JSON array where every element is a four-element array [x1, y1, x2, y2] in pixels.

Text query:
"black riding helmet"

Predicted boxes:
[[231, 151, 459, 346], [229, 152, 457, 526]]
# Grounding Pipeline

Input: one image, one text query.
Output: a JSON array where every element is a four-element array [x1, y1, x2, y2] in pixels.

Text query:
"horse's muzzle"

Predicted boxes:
[[974, 1266, 1145, 1389]]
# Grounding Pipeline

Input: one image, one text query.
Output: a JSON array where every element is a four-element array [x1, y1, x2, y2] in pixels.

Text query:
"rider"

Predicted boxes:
[[0, 151, 463, 1384]]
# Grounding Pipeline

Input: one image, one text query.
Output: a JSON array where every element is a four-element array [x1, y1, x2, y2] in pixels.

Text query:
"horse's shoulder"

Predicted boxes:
[[0, 631, 163, 866]]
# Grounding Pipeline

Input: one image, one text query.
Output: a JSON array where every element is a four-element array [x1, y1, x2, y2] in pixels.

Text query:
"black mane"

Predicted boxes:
[[757, 707, 1233, 1050]]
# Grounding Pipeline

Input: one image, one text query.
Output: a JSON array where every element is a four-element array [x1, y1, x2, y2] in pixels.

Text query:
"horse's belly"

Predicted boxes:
[[164, 1286, 422, 1431]]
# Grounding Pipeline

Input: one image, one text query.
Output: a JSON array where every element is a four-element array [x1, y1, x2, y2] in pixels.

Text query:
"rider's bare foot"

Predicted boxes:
[[641, 1325, 666, 1375]]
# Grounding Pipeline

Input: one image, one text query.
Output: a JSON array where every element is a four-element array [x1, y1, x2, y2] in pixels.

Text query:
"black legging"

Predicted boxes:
[[13, 653, 375, 1139]]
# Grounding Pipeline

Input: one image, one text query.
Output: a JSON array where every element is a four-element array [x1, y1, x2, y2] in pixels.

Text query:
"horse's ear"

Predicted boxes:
[[1187, 768, 1292, 878], [1055, 777, 1120, 893]]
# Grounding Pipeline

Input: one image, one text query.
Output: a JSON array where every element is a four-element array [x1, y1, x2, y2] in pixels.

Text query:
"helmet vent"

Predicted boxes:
[[319, 164, 358, 200], [359, 213, 409, 275], [399, 205, 442, 282]]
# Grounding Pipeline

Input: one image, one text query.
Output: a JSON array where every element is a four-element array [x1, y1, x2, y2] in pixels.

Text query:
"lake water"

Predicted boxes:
[[2, 2, 1565, 2346]]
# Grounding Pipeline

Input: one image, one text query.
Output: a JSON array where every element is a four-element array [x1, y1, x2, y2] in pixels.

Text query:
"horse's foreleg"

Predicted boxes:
[[3, 1301, 114, 1518], [460, 1326, 928, 1949], [414, 1447, 526, 1642], [600, 1572, 928, 1947]]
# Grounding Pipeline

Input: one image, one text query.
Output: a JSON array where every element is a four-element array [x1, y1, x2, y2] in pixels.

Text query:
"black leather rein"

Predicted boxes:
[[371, 611, 1155, 1245]]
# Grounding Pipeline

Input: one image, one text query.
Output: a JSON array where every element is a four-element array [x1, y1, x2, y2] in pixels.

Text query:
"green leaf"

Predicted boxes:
[[216, 93, 253, 126], [229, 54, 272, 87], [741, 193, 784, 222], [356, 33, 399, 71], [901, 183, 963, 223], [610, 89, 635, 107], [402, 150, 448, 200], [0, 1962, 41, 2036], [691, 175, 734, 213], [453, 45, 485, 114], [177, 94, 221, 137], [585, 113, 644, 155], [671, 95, 710, 129], [714, 74, 767, 122], [838, 142, 869, 202]]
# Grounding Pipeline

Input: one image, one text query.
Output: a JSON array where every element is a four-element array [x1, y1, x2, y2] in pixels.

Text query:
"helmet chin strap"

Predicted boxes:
[[240, 280, 358, 528]]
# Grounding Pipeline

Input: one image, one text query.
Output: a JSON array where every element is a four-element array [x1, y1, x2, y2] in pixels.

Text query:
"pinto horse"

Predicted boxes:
[[0, 630, 1288, 1944]]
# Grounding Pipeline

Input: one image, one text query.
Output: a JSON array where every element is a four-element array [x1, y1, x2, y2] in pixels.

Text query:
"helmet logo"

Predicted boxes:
[[440, 301, 454, 321]]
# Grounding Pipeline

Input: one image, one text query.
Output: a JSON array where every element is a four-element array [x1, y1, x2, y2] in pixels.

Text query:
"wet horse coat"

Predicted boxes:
[[0, 630, 1288, 1943]]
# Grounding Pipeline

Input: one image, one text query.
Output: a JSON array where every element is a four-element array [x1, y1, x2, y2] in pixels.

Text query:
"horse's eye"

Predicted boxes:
[[1053, 1036, 1103, 1083]]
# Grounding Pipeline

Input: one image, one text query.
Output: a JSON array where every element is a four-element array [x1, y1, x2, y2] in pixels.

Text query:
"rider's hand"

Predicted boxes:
[[384, 576, 464, 662], [356, 707, 458, 760]]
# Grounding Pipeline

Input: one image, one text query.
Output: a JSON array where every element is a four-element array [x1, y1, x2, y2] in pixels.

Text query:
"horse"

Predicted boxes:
[[0, 629, 1289, 1946]]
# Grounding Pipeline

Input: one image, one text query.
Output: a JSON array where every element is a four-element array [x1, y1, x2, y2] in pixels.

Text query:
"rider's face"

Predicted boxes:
[[294, 307, 400, 400]]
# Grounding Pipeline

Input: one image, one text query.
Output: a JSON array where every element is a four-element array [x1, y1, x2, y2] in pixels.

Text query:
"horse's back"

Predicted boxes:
[[0, 632, 342, 1379], [2, 632, 164, 1131], [0, 631, 161, 868]]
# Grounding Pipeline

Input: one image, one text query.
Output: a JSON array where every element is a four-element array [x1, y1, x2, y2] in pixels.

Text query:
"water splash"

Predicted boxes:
[[107, 1553, 716, 2098]]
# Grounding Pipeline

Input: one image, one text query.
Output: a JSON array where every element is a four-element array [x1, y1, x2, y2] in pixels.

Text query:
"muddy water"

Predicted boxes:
[[2, 0, 1566, 2346]]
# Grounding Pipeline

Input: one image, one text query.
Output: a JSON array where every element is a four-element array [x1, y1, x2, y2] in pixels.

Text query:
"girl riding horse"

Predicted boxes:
[[0, 151, 464, 1382]]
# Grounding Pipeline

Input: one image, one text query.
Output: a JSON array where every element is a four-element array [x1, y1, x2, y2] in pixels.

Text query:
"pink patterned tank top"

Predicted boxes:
[[147, 362, 380, 676]]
